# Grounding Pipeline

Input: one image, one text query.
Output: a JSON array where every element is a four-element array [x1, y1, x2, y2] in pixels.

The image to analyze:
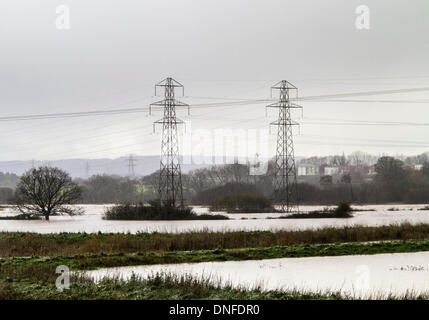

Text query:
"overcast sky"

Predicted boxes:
[[0, 0, 428, 164]]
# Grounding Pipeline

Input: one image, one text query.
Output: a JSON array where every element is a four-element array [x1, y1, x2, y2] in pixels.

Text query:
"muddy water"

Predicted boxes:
[[85, 251, 429, 299], [0, 204, 429, 234]]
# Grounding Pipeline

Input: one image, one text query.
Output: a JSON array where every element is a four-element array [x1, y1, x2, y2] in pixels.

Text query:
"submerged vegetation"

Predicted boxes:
[[0, 214, 41, 220], [280, 203, 353, 219], [12, 167, 82, 221], [210, 194, 275, 213], [103, 201, 228, 221]]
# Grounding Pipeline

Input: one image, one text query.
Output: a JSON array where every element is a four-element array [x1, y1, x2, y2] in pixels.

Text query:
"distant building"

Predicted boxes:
[[323, 166, 339, 176], [414, 164, 423, 171], [297, 163, 318, 176]]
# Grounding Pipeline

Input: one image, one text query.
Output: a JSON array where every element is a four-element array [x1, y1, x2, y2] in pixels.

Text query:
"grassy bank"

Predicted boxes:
[[0, 271, 344, 300], [3, 241, 429, 300], [5, 223, 429, 258], [3, 239, 429, 272], [3, 271, 429, 300]]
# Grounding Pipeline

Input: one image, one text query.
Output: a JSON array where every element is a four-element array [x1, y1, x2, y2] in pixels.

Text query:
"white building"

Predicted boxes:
[[298, 164, 318, 176], [324, 167, 339, 175]]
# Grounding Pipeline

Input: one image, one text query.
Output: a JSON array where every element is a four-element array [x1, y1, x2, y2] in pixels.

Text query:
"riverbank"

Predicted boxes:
[[3, 223, 429, 257], [3, 238, 429, 272], [2, 264, 429, 300], [0, 272, 346, 300]]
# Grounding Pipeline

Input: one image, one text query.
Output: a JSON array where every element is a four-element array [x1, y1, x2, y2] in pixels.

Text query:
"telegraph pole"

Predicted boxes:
[[151, 77, 189, 208], [266, 80, 302, 213]]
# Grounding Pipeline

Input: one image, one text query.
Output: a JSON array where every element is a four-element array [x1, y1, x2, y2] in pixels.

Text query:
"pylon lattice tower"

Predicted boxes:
[[266, 80, 302, 213], [150, 78, 189, 207], [126, 154, 137, 178]]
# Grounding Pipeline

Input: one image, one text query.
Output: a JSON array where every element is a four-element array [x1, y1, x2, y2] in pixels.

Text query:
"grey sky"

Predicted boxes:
[[0, 0, 428, 162]]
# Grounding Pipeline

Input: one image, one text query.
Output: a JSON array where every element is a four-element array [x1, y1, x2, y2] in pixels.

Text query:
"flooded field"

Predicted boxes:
[[85, 251, 429, 299], [0, 204, 429, 234]]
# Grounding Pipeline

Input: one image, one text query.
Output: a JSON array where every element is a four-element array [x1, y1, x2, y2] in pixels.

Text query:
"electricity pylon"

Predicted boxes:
[[150, 77, 189, 207], [126, 154, 137, 178], [266, 80, 302, 213]]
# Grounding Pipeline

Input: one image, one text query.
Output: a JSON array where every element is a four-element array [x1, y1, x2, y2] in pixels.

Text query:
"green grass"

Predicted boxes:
[[2, 261, 429, 300], [4, 273, 429, 300], [3, 239, 429, 272], [0, 271, 346, 300], [5, 223, 429, 258]]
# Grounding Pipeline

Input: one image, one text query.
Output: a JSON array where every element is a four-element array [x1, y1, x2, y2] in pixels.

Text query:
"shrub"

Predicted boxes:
[[0, 214, 41, 220], [104, 201, 229, 220], [280, 202, 353, 219], [333, 202, 353, 217]]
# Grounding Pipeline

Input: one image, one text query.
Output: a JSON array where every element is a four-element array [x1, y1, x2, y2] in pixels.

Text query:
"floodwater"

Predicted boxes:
[[0, 204, 429, 234], [85, 251, 429, 299]]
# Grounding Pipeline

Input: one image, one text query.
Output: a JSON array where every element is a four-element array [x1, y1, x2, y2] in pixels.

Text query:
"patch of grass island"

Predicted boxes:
[[103, 201, 229, 221], [274, 203, 353, 219]]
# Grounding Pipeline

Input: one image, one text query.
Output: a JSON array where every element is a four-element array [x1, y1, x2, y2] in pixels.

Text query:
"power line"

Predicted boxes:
[[299, 87, 429, 101], [1, 86, 428, 122], [306, 99, 429, 104]]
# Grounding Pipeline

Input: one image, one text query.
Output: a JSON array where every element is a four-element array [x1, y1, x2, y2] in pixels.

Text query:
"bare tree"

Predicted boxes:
[[14, 167, 82, 220], [348, 151, 376, 167]]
